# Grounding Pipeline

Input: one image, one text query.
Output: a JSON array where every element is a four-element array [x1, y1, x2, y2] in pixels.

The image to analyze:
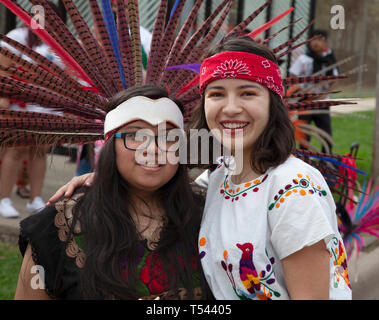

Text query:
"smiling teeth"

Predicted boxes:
[[222, 123, 248, 129], [142, 163, 160, 168]]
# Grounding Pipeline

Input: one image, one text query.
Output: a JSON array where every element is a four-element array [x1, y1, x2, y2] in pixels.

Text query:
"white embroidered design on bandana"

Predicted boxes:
[[213, 59, 252, 78], [262, 60, 271, 69]]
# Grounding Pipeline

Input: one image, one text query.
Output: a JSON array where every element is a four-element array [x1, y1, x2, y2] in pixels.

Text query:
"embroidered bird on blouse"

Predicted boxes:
[[236, 243, 262, 295]]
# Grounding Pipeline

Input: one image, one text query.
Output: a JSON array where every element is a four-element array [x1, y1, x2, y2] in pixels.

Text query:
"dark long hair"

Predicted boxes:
[[72, 85, 209, 299], [191, 36, 296, 174]]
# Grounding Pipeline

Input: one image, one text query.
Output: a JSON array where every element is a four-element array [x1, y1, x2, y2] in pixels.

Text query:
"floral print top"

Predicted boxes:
[[197, 156, 352, 300]]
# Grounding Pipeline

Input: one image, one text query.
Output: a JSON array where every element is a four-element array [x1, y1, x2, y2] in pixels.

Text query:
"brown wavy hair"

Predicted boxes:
[[191, 36, 296, 174]]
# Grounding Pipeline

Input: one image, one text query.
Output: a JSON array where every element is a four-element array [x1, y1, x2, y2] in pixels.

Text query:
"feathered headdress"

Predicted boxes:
[[338, 179, 379, 259], [0, 0, 360, 197]]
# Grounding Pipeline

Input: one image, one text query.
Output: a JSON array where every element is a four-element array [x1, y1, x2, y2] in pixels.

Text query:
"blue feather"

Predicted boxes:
[[356, 184, 379, 220], [351, 233, 363, 250], [101, 0, 127, 88], [296, 152, 367, 176], [169, 0, 181, 20], [354, 180, 367, 221]]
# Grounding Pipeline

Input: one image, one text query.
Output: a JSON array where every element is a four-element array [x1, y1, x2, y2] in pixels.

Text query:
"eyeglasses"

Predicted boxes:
[[114, 131, 180, 152]]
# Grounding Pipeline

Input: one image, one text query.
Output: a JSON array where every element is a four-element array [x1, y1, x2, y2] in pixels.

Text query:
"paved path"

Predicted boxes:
[[0, 153, 76, 243], [349, 242, 379, 299], [0, 98, 378, 299]]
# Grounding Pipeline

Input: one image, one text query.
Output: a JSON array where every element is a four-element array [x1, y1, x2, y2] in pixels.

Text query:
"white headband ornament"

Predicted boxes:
[[104, 96, 184, 137]]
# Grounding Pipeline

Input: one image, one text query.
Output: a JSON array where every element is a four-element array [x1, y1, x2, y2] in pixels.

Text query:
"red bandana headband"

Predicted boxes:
[[199, 51, 283, 98]]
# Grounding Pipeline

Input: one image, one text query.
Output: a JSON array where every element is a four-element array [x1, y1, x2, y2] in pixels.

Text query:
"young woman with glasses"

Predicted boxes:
[[15, 85, 212, 300]]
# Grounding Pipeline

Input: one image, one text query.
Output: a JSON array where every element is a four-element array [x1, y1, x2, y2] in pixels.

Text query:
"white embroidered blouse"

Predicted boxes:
[[197, 156, 352, 300]]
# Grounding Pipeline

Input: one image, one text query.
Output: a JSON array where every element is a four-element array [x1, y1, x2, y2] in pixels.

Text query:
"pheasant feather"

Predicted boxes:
[[88, 0, 123, 92], [168, 0, 231, 91], [27, 0, 107, 93], [0, 0, 363, 175], [263, 18, 303, 45], [115, 0, 134, 88], [283, 75, 348, 86], [286, 100, 356, 111], [0, 131, 102, 148], [101, 0, 127, 88], [127, 0, 143, 86], [0, 34, 76, 88], [228, 0, 272, 36], [0, 76, 105, 120], [172, 0, 233, 90], [150, 0, 186, 84], [0, 0, 93, 86], [178, 0, 230, 62], [161, 0, 203, 84], [276, 35, 321, 59], [61, 0, 122, 95], [146, 0, 169, 83], [273, 19, 315, 54], [0, 65, 104, 110]]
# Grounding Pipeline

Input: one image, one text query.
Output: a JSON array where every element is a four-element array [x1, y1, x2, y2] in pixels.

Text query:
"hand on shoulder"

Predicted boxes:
[[47, 173, 94, 205]]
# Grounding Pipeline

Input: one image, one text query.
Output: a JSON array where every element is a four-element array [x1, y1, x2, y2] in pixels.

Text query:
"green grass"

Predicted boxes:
[[332, 90, 376, 100], [307, 110, 375, 186], [0, 242, 22, 300], [332, 110, 374, 185]]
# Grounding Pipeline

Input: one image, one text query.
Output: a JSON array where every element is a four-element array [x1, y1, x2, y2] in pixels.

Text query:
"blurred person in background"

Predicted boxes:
[[0, 1, 66, 218], [289, 29, 339, 153]]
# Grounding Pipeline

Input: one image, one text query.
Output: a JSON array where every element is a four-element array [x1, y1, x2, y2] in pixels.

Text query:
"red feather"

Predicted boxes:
[[248, 7, 294, 39]]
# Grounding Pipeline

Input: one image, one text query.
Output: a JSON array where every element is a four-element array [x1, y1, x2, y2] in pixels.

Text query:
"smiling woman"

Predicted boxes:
[[204, 79, 270, 158], [192, 35, 352, 300], [113, 119, 180, 195], [192, 37, 296, 179], [14, 85, 212, 300]]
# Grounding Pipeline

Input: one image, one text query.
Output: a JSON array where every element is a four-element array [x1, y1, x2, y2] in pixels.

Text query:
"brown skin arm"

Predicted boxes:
[[14, 245, 52, 300], [281, 240, 330, 300]]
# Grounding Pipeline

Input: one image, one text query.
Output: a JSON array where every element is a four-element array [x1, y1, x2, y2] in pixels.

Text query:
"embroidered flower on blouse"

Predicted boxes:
[[268, 173, 327, 211], [199, 237, 207, 259], [220, 174, 269, 202]]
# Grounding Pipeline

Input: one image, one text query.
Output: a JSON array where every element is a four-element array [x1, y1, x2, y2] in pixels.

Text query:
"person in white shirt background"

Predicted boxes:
[[289, 29, 339, 153], [0, 1, 66, 218]]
